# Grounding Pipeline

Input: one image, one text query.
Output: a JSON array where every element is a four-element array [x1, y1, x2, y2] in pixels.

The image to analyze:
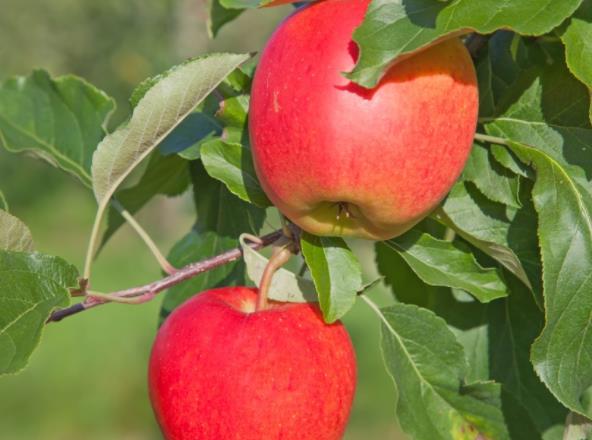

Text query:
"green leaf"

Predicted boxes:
[[376, 242, 489, 383], [348, 0, 583, 87], [483, 60, 592, 183], [437, 181, 541, 301], [160, 151, 267, 322], [216, 94, 250, 144], [0, 209, 34, 253], [375, 243, 566, 436], [490, 143, 532, 179], [91, 53, 250, 212], [159, 230, 244, 324], [488, 276, 568, 436], [0, 70, 115, 186], [507, 140, 592, 419], [240, 235, 317, 303], [191, 160, 266, 238], [384, 229, 508, 303], [0, 251, 78, 375], [201, 139, 271, 207], [300, 233, 362, 323], [479, 32, 550, 110], [560, 0, 592, 109], [208, 0, 244, 38], [463, 142, 522, 209], [374, 302, 509, 440], [100, 152, 190, 249]]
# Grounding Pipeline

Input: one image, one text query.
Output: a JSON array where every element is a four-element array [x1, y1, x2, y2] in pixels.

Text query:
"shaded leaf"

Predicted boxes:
[[488, 276, 568, 436], [301, 233, 362, 323], [437, 181, 541, 301], [347, 0, 582, 87], [208, 0, 244, 38], [0, 251, 77, 374], [191, 160, 266, 238], [384, 229, 509, 303], [463, 142, 521, 208], [158, 112, 221, 157], [483, 60, 592, 183], [201, 139, 271, 207], [0, 70, 114, 186], [490, 143, 532, 179], [0, 191, 7, 211]]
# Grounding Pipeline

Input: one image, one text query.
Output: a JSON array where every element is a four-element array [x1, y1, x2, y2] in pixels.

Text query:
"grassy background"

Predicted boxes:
[[0, 1, 403, 438]]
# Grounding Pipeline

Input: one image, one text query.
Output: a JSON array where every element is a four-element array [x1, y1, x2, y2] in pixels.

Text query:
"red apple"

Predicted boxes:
[[249, 0, 478, 240], [149, 287, 356, 440]]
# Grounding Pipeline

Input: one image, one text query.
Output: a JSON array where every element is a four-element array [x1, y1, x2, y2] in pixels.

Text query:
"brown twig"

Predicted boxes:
[[47, 229, 284, 323]]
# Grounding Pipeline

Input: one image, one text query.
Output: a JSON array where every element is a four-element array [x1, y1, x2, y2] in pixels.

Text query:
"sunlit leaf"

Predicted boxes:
[[0, 70, 114, 186], [0, 251, 77, 375], [301, 233, 362, 323]]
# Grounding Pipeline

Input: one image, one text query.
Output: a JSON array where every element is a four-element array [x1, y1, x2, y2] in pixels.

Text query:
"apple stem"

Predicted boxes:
[[256, 239, 294, 312]]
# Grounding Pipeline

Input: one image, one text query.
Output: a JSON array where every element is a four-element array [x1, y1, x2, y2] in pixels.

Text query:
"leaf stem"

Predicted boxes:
[[82, 201, 108, 281], [111, 199, 176, 275], [48, 229, 284, 323], [474, 133, 509, 146]]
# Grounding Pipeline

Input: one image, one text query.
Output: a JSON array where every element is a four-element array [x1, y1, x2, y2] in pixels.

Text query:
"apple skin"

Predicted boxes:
[[148, 287, 357, 440], [249, 0, 478, 240]]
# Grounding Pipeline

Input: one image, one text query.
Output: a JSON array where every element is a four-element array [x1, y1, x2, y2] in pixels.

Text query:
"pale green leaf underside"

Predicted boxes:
[[0, 70, 114, 186], [0, 210, 34, 253], [240, 234, 317, 303], [91, 53, 250, 207], [348, 0, 583, 87], [300, 233, 362, 323], [0, 251, 77, 375]]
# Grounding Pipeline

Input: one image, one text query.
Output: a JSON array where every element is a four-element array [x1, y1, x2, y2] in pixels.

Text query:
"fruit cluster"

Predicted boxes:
[[149, 0, 477, 437]]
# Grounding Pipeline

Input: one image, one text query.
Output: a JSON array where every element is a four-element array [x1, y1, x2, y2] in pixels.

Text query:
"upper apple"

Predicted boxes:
[[249, 0, 478, 240]]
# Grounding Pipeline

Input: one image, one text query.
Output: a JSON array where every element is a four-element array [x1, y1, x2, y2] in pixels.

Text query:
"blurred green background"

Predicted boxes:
[[0, 1, 401, 438]]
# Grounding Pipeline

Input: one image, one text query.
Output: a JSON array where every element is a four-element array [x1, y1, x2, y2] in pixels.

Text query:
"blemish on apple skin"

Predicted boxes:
[[273, 91, 281, 113]]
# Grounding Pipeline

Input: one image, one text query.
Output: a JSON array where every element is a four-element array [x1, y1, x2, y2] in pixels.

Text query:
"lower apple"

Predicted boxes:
[[149, 286, 357, 440]]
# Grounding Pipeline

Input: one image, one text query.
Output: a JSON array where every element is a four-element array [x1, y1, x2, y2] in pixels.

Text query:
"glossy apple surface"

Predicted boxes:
[[249, 0, 478, 240], [149, 287, 356, 440]]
